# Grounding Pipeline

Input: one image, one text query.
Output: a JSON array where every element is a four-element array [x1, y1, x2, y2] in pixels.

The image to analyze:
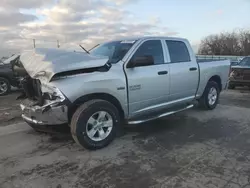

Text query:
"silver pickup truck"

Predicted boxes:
[[19, 36, 230, 149]]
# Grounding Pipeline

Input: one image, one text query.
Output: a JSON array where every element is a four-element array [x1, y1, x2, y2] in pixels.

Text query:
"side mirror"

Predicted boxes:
[[128, 55, 154, 68]]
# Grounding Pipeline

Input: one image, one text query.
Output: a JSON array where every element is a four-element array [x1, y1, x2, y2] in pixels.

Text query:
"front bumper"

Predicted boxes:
[[20, 99, 68, 125]]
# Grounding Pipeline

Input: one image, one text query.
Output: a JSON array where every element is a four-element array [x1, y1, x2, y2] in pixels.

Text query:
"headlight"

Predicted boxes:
[[229, 71, 235, 77], [41, 83, 65, 101], [41, 83, 54, 93], [53, 88, 65, 101]]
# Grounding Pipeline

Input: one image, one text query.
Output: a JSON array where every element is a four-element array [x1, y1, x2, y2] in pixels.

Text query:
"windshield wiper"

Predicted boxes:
[[79, 44, 89, 54]]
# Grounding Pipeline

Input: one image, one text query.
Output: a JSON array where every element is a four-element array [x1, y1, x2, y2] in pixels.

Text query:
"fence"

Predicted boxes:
[[2, 37, 248, 61], [196, 55, 244, 62], [21, 40, 249, 62]]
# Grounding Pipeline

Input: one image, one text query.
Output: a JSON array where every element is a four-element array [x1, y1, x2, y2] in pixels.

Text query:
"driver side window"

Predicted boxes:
[[131, 40, 164, 66]]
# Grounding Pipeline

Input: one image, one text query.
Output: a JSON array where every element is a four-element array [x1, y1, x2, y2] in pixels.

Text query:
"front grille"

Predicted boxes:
[[21, 77, 44, 106], [243, 70, 250, 81], [232, 68, 250, 81], [232, 69, 243, 80]]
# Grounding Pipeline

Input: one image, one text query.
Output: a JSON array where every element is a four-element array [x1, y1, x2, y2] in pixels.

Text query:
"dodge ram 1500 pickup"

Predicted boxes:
[[19, 36, 230, 149]]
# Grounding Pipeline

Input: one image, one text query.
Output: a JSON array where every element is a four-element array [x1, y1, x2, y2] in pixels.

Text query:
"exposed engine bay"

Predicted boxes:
[[18, 74, 68, 125], [19, 77, 43, 103], [16, 47, 111, 106]]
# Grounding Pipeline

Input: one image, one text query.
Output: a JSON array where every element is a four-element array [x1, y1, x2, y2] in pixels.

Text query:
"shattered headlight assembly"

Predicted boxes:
[[53, 88, 65, 101], [229, 70, 235, 78], [50, 87, 65, 102], [41, 83, 65, 102]]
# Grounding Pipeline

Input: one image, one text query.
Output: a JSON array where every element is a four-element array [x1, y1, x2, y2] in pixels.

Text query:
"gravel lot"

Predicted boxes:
[[0, 90, 22, 127], [1, 89, 250, 188]]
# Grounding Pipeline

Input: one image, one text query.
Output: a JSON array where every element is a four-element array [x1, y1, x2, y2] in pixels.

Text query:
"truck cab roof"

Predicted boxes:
[[108, 36, 188, 43]]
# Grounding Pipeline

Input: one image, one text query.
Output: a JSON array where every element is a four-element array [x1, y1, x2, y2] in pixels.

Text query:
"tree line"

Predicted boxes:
[[198, 29, 250, 56]]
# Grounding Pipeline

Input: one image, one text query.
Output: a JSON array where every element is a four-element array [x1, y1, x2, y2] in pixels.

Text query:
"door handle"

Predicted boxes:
[[189, 67, 197, 71], [158, 71, 168, 75]]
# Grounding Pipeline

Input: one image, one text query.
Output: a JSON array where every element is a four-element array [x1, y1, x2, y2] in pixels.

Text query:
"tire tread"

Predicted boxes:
[[0, 77, 11, 96], [199, 81, 220, 110], [70, 99, 120, 150]]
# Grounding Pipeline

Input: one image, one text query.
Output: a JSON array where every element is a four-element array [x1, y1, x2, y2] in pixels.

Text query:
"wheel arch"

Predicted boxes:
[[0, 75, 11, 95], [0, 74, 17, 87], [208, 75, 222, 91], [68, 93, 125, 122], [0, 75, 11, 82]]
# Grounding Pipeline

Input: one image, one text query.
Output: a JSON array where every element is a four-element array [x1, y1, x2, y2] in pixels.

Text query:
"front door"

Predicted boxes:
[[125, 40, 170, 118]]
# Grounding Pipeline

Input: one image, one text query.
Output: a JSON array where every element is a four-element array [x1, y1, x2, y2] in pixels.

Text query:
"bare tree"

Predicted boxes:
[[239, 30, 250, 56], [198, 29, 250, 56]]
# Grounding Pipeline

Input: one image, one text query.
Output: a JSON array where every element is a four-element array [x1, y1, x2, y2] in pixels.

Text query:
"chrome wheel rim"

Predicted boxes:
[[0, 81, 8, 95], [208, 87, 217, 106], [86, 111, 113, 142]]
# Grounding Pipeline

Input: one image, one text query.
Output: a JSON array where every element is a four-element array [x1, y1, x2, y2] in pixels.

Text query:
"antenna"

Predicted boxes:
[[79, 44, 89, 54], [89, 44, 100, 51]]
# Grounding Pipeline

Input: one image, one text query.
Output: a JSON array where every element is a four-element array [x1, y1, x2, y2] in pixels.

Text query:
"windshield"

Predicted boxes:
[[239, 57, 250, 66], [89, 40, 136, 64]]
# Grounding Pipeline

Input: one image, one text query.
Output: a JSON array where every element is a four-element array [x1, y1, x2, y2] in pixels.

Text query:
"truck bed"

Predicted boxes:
[[196, 60, 230, 97], [197, 59, 228, 63]]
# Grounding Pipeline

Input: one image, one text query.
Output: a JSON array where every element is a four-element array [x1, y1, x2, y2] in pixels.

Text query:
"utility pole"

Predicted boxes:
[[57, 40, 60, 48], [33, 39, 36, 48]]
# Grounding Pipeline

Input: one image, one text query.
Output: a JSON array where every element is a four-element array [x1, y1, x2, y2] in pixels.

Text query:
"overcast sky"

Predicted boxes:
[[0, 0, 249, 57]]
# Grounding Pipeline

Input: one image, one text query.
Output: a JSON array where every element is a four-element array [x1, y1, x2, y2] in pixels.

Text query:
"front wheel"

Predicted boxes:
[[199, 81, 220, 110], [70, 99, 121, 150], [0, 77, 11, 96]]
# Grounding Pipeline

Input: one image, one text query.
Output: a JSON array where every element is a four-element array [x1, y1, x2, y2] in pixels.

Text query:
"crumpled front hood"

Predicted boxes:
[[20, 48, 109, 81]]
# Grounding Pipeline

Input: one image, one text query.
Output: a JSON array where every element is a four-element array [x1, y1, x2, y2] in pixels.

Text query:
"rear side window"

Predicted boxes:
[[166, 40, 191, 63]]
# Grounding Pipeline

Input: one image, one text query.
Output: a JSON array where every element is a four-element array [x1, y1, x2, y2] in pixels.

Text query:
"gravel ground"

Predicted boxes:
[[0, 90, 22, 126], [1, 88, 250, 188]]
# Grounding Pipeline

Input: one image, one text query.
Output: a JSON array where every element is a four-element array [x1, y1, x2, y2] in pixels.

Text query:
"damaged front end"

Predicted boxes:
[[18, 48, 110, 126], [19, 77, 68, 125]]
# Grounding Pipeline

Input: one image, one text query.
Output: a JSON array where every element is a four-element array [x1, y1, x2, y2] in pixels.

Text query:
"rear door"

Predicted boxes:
[[125, 39, 170, 117], [165, 40, 199, 103]]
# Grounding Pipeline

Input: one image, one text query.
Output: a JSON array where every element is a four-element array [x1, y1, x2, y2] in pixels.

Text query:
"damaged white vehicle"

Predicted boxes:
[[19, 37, 230, 150]]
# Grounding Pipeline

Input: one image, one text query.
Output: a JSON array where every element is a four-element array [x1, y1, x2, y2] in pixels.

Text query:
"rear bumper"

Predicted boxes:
[[20, 99, 68, 125]]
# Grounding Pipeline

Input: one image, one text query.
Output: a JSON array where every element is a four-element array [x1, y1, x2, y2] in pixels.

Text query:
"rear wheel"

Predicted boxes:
[[70, 99, 121, 150], [199, 81, 220, 110], [0, 77, 11, 96]]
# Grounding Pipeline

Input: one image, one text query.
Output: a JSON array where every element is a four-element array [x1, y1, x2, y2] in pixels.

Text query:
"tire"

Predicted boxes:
[[70, 99, 121, 150], [0, 77, 11, 96], [228, 84, 235, 89], [199, 81, 220, 110]]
